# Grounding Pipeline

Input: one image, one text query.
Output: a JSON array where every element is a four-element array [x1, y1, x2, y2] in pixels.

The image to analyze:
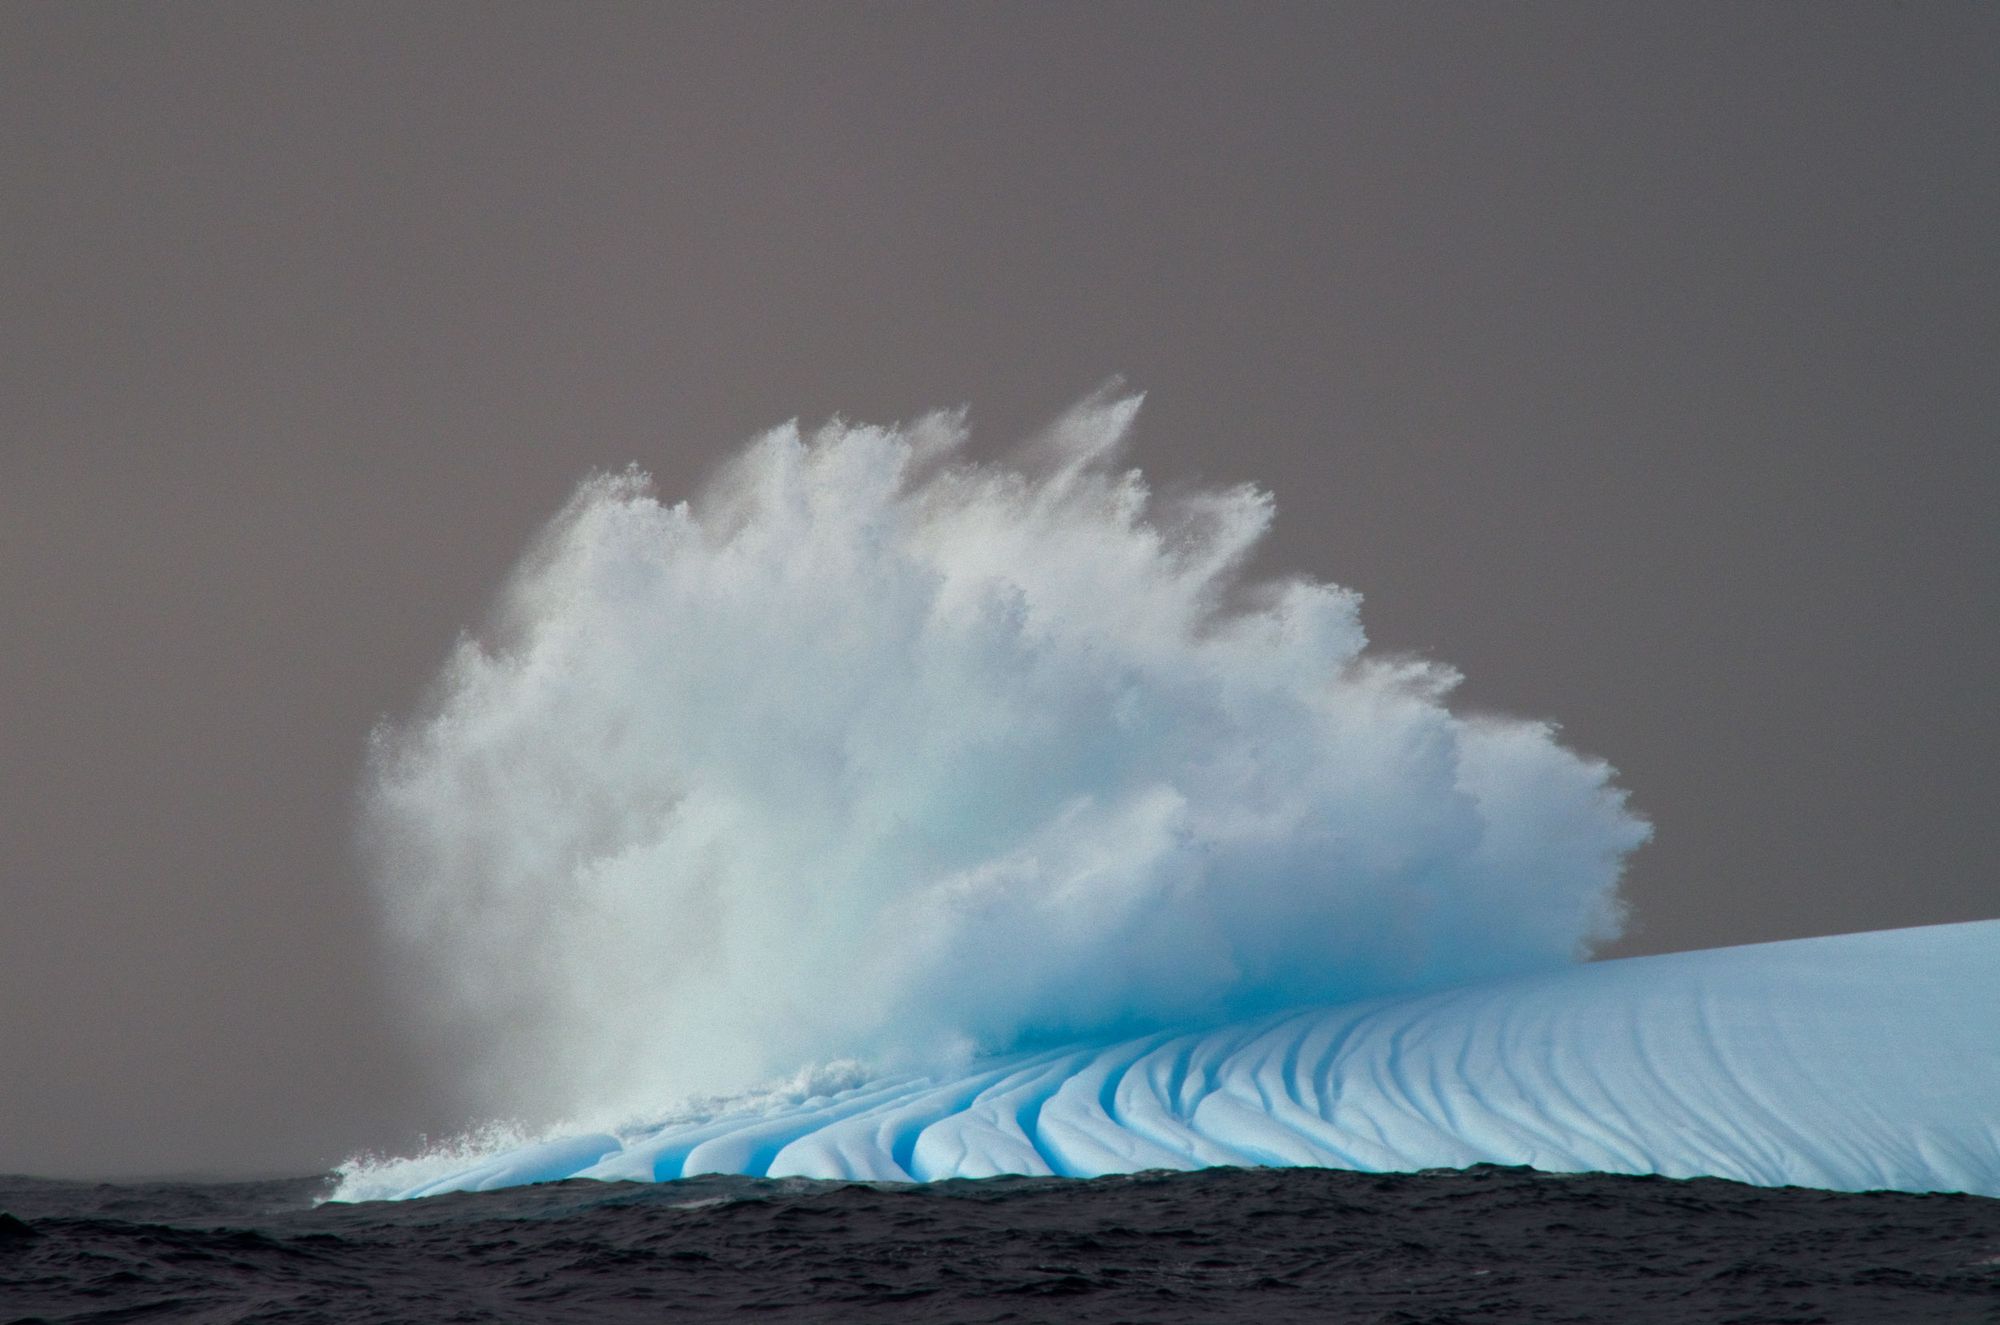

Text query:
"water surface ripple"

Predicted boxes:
[[5, 1166, 1996, 1323]]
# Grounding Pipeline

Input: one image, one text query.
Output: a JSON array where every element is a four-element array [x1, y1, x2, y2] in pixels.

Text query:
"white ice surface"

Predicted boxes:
[[348, 921, 2000, 1201]]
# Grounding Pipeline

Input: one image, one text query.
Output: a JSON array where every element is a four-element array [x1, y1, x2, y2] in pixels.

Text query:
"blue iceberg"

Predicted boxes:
[[336, 920, 2000, 1201]]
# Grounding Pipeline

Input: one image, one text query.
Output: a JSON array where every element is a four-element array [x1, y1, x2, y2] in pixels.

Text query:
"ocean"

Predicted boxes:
[[6, 1165, 1997, 1323]]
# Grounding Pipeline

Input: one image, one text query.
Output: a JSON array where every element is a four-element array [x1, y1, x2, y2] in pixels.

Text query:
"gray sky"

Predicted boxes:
[[3, 2, 1995, 1179]]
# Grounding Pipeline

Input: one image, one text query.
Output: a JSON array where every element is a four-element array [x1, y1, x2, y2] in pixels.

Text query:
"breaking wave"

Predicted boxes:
[[362, 389, 1648, 1135]]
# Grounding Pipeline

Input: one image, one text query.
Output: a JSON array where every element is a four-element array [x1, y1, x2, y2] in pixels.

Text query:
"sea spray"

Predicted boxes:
[[362, 390, 1649, 1133]]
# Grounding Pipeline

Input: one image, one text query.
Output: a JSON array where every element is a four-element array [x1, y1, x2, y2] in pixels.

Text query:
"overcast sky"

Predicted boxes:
[[3, 2, 1995, 1179]]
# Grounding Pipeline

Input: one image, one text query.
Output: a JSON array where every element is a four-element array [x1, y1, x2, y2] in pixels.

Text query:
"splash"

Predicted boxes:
[[363, 390, 1648, 1133]]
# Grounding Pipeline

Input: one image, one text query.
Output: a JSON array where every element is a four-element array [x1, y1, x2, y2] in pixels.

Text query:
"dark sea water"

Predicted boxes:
[[3, 1165, 1996, 1323]]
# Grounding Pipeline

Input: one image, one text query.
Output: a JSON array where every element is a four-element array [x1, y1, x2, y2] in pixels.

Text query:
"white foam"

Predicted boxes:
[[360, 393, 1648, 1128]]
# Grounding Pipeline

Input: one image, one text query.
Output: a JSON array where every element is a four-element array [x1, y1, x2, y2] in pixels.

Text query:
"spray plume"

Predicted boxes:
[[365, 391, 1648, 1131]]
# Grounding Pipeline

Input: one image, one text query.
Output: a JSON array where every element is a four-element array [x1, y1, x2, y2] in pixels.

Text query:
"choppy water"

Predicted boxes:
[[5, 1165, 1996, 1323]]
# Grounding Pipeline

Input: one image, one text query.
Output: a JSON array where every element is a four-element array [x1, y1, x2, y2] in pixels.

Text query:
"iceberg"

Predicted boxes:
[[337, 919, 2000, 1202]]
